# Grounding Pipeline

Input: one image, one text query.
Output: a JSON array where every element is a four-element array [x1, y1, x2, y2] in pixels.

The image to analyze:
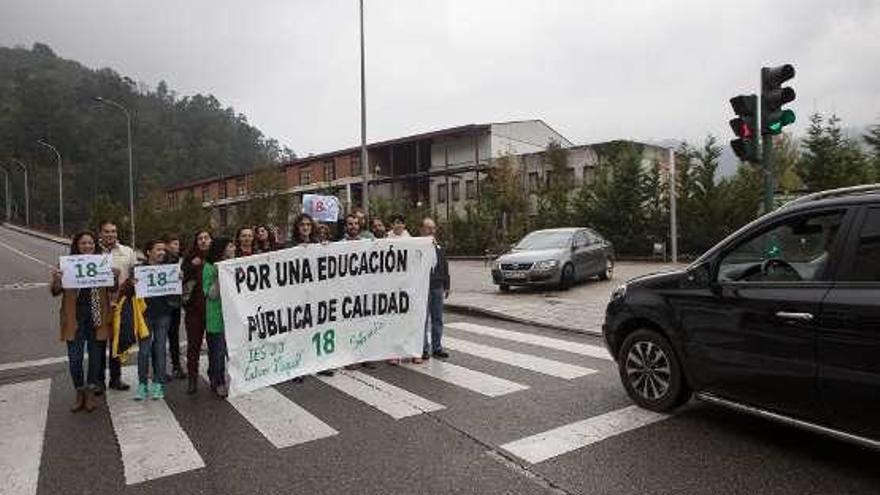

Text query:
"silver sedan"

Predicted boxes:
[[490, 228, 614, 291]]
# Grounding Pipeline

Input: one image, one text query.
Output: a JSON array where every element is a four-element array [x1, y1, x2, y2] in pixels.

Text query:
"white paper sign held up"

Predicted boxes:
[[60, 254, 114, 289], [303, 194, 340, 223], [134, 264, 182, 298]]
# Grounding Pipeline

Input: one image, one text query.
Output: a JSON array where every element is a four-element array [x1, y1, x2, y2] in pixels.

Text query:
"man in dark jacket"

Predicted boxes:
[[162, 233, 185, 380], [419, 217, 450, 361]]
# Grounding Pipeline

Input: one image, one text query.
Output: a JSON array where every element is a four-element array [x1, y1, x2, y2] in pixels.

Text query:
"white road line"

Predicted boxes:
[[196, 361, 339, 449], [0, 238, 54, 268], [0, 379, 51, 495], [501, 405, 670, 463], [228, 388, 339, 449], [317, 370, 444, 419], [0, 356, 68, 373], [401, 359, 528, 397], [107, 367, 205, 485], [443, 337, 597, 379], [447, 322, 612, 361]]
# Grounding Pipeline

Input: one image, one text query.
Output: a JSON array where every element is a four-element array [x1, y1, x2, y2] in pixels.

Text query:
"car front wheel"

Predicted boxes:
[[599, 257, 614, 281], [559, 263, 575, 290], [618, 329, 690, 412]]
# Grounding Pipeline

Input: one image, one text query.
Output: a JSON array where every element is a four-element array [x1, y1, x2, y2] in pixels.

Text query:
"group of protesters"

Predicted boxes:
[[51, 210, 450, 412]]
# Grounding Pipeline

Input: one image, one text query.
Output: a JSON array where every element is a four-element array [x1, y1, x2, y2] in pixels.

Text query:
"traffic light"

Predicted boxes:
[[761, 64, 796, 135], [729, 94, 759, 162]]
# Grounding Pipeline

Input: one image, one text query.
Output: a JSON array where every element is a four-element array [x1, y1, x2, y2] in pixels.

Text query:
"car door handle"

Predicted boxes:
[[775, 311, 814, 322]]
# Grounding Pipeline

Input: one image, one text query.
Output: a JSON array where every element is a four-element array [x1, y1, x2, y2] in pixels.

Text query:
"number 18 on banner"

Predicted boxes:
[[59, 254, 115, 289], [134, 264, 182, 298]]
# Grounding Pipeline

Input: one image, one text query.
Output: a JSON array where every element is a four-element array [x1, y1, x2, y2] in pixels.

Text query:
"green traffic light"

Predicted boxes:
[[768, 109, 796, 133]]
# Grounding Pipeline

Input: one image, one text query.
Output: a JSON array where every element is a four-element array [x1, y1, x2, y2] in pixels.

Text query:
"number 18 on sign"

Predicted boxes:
[[59, 254, 115, 289], [134, 264, 182, 298]]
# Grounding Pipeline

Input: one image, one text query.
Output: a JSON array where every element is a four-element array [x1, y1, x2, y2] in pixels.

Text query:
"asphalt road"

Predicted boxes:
[[1, 226, 879, 495]]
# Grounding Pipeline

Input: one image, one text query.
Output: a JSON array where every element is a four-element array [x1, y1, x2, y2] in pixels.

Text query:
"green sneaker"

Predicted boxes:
[[134, 383, 148, 401], [151, 383, 165, 400]]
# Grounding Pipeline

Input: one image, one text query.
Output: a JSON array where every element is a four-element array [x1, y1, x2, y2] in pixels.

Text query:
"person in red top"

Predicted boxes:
[[182, 230, 212, 394], [235, 226, 255, 257]]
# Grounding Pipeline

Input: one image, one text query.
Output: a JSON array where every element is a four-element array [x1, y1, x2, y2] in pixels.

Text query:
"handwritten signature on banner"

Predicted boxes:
[[244, 341, 304, 382], [349, 321, 387, 350]]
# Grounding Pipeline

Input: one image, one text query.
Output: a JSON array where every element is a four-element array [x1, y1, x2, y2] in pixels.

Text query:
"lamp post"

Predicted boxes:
[[0, 165, 9, 222], [37, 139, 63, 236], [7, 158, 29, 226], [94, 96, 136, 246], [359, 0, 369, 217]]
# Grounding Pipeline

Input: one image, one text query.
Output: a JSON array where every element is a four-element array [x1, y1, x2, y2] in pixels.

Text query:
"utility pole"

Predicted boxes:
[[8, 158, 29, 226], [38, 140, 64, 236], [0, 165, 9, 222], [359, 0, 369, 217], [94, 96, 136, 246], [668, 148, 677, 263]]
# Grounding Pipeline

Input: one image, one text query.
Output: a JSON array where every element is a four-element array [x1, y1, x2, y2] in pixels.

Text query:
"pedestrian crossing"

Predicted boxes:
[[0, 321, 674, 493]]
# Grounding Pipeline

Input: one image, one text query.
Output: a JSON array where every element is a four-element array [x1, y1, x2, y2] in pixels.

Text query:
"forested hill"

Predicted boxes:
[[0, 42, 292, 231]]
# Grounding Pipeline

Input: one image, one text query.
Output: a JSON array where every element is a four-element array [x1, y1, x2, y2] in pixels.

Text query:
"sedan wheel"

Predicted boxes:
[[618, 329, 690, 412], [559, 263, 574, 290], [599, 257, 614, 281]]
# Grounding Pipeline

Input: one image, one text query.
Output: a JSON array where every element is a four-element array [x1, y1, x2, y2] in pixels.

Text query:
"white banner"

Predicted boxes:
[[134, 264, 182, 298], [218, 237, 436, 396], [59, 254, 114, 289], [302, 194, 340, 223]]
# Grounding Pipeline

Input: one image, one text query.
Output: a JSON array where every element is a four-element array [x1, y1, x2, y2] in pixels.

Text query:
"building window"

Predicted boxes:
[[437, 184, 447, 203], [219, 181, 227, 199], [201, 186, 210, 202], [545, 170, 554, 187], [167, 192, 176, 209], [465, 180, 476, 200], [323, 161, 336, 182], [300, 169, 312, 185], [451, 182, 461, 202], [236, 178, 246, 196], [583, 167, 595, 185], [352, 154, 360, 175], [219, 206, 228, 228], [528, 172, 540, 193], [566, 167, 576, 184]]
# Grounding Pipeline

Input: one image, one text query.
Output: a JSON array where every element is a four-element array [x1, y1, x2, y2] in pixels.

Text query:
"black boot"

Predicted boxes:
[[186, 375, 198, 395]]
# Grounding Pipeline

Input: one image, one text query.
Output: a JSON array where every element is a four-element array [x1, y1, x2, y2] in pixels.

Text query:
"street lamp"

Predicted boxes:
[[359, 0, 369, 217], [0, 165, 9, 222], [94, 96, 136, 246], [37, 139, 63, 236], [7, 158, 29, 226]]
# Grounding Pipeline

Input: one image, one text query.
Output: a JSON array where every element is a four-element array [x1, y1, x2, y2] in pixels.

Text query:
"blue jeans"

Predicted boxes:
[[138, 314, 171, 385], [423, 287, 445, 355], [67, 315, 106, 389], [206, 333, 227, 386]]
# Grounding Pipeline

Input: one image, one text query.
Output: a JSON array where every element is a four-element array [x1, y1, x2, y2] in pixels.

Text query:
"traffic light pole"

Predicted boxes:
[[762, 135, 774, 213]]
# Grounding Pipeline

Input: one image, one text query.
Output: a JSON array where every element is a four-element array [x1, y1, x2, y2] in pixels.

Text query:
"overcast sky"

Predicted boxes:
[[2, 0, 879, 156]]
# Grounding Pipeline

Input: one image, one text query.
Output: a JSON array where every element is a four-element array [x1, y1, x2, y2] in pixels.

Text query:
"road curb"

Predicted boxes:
[[1, 223, 68, 245], [444, 302, 603, 336]]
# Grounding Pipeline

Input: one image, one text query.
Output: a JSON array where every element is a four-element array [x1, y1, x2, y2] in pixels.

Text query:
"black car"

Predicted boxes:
[[603, 185, 880, 449]]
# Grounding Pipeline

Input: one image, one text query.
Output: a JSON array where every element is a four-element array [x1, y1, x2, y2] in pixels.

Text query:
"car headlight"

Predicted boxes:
[[611, 283, 627, 301], [533, 259, 559, 270], [492, 260, 502, 270]]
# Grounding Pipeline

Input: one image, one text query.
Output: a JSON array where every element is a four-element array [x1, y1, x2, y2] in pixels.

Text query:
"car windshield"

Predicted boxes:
[[514, 231, 572, 250]]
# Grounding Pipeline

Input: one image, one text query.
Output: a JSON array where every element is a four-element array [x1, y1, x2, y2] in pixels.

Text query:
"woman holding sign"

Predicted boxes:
[[50, 231, 118, 413], [203, 237, 236, 398]]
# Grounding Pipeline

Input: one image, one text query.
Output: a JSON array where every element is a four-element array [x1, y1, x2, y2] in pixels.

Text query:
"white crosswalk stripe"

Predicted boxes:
[[317, 370, 445, 419], [500, 405, 670, 463], [447, 322, 612, 361], [401, 359, 529, 397], [107, 367, 205, 485], [443, 337, 597, 379], [197, 360, 339, 449], [0, 378, 51, 495]]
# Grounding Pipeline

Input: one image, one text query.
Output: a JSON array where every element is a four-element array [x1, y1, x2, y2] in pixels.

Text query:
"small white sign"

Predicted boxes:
[[303, 194, 340, 223], [134, 264, 182, 298], [60, 254, 115, 289]]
